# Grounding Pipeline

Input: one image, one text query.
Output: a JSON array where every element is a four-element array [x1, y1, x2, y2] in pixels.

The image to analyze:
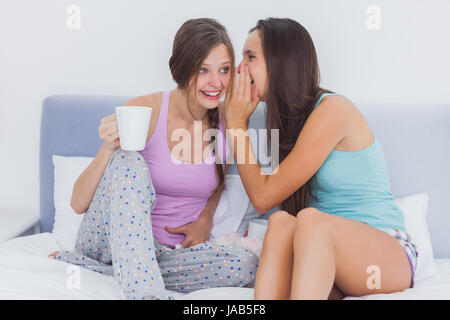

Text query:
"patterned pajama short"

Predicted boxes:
[[377, 227, 419, 288]]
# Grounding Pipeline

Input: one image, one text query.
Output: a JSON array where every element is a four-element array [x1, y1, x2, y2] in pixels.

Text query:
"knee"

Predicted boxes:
[[109, 150, 152, 183], [110, 150, 144, 167], [267, 210, 296, 232], [263, 211, 296, 244], [294, 207, 330, 235]]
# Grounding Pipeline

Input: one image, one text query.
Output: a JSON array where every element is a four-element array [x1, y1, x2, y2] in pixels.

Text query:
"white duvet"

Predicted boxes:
[[1, 233, 449, 300]]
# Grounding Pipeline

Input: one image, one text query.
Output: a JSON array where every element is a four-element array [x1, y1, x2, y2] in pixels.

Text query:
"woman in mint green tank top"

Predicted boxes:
[[225, 18, 418, 299]]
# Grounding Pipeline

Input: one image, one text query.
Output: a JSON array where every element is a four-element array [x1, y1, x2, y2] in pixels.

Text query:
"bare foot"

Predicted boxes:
[[48, 251, 60, 259]]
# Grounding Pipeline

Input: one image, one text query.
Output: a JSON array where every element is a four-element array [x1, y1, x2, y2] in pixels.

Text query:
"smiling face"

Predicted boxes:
[[188, 43, 233, 110], [241, 30, 268, 101]]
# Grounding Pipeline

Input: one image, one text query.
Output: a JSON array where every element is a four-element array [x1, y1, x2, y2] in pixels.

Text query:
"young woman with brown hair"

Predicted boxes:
[[48, 18, 258, 300], [225, 17, 418, 300]]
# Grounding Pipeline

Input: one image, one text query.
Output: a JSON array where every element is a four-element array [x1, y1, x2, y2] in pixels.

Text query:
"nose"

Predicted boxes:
[[208, 72, 222, 88]]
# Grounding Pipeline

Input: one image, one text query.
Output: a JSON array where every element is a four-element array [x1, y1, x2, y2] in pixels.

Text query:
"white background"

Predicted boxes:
[[0, 0, 449, 214]]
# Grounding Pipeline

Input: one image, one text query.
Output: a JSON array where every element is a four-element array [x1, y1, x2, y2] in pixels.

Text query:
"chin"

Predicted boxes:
[[198, 98, 218, 110], [259, 92, 267, 102], [258, 86, 268, 101], [199, 94, 225, 109]]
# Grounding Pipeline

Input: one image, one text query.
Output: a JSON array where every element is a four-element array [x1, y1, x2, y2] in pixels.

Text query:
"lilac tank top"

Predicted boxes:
[[138, 91, 229, 246]]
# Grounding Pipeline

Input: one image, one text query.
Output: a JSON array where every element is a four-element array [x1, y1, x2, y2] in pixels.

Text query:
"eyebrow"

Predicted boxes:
[[244, 50, 256, 55], [201, 61, 232, 66]]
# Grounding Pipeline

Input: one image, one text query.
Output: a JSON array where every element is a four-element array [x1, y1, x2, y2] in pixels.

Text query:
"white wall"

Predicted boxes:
[[0, 0, 449, 214]]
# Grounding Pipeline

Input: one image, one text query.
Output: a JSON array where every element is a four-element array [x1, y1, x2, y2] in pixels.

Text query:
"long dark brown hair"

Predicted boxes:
[[250, 18, 333, 216], [169, 18, 235, 191]]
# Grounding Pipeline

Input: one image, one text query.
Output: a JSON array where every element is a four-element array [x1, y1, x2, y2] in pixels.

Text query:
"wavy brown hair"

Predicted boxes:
[[169, 18, 235, 191], [250, 18, 333, 216]]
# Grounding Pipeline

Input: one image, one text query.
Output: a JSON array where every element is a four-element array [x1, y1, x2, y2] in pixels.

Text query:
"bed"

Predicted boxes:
[[0, 94, 449, 299]]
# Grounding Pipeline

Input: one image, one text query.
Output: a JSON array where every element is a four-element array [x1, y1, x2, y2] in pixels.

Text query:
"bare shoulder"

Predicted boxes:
[[125, 92, 164, 142], [125, 92, 163, 109], [310, 95, 361, 127], [298, 94, 363, 151], [312, 94, 374, 150], [307, 94, 353, 125], [314, 95, 357, 115]]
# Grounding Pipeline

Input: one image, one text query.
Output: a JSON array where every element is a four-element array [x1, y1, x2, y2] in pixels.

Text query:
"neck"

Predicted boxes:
[[174, 88, 208, 122]]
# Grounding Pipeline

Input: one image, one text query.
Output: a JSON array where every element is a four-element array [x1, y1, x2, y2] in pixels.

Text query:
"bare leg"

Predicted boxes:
[[290, 209, 335, 299], [254, 211, 296, 300], [290, 208, 412, 299]]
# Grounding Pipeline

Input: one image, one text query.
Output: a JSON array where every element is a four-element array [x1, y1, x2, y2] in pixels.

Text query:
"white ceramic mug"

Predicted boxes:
[[247, 218, 269, 241], [115, 106, 152, 151]]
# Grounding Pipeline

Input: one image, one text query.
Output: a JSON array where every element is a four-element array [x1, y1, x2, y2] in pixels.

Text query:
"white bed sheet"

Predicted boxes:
[[0, 233, 449, 300]]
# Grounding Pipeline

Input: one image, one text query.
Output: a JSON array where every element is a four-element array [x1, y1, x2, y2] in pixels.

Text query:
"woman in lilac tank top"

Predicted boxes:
[[49, 19, 258, 300], [131, 19, 233, 248]]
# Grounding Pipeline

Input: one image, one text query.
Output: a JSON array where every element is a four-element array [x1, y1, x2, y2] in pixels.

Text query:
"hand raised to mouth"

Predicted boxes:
[[224, 63, 260, 129]]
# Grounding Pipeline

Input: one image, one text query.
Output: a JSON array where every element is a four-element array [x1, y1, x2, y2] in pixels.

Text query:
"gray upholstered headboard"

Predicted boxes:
[[39, 95, 450, 258], [40, 95, 131, 233]]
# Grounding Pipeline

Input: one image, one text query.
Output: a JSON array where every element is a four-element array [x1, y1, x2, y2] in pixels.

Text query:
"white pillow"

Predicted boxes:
[[52, 155, 93, 251], [395, 193, 436, 281], [210, 174, 249, 239]]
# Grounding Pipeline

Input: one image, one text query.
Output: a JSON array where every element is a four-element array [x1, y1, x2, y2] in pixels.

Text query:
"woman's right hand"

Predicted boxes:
[[99, 113, 121, 152]]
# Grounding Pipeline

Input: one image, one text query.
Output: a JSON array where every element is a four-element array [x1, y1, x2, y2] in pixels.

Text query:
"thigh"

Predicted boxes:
[[305, 210, 412, 296]]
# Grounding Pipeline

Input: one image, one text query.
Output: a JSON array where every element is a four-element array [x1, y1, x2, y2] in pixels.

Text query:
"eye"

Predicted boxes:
[[220, 66, 230, 73], [248, 55, 255, 61], [199, 68, 207, 74]]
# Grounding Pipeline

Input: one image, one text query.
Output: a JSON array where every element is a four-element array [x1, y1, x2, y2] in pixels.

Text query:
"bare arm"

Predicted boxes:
[[228, 98, 350, 214], [196, 183, 224, 225], [197, 164, 230, 224], [70, 96, 151, 214], [225, 65, 351, 214], [70, 144, 116, 214]]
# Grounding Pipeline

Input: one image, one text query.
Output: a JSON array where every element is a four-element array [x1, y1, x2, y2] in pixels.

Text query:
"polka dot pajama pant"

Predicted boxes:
[[55, 150, 258, 300]]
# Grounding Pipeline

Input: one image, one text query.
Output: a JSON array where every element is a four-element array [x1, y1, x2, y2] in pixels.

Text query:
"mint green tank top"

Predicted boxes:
[[308, 93, 406, 231]]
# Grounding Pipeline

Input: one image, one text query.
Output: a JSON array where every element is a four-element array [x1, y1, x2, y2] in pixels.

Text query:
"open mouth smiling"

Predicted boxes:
[[200, 90, 222, 100]]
